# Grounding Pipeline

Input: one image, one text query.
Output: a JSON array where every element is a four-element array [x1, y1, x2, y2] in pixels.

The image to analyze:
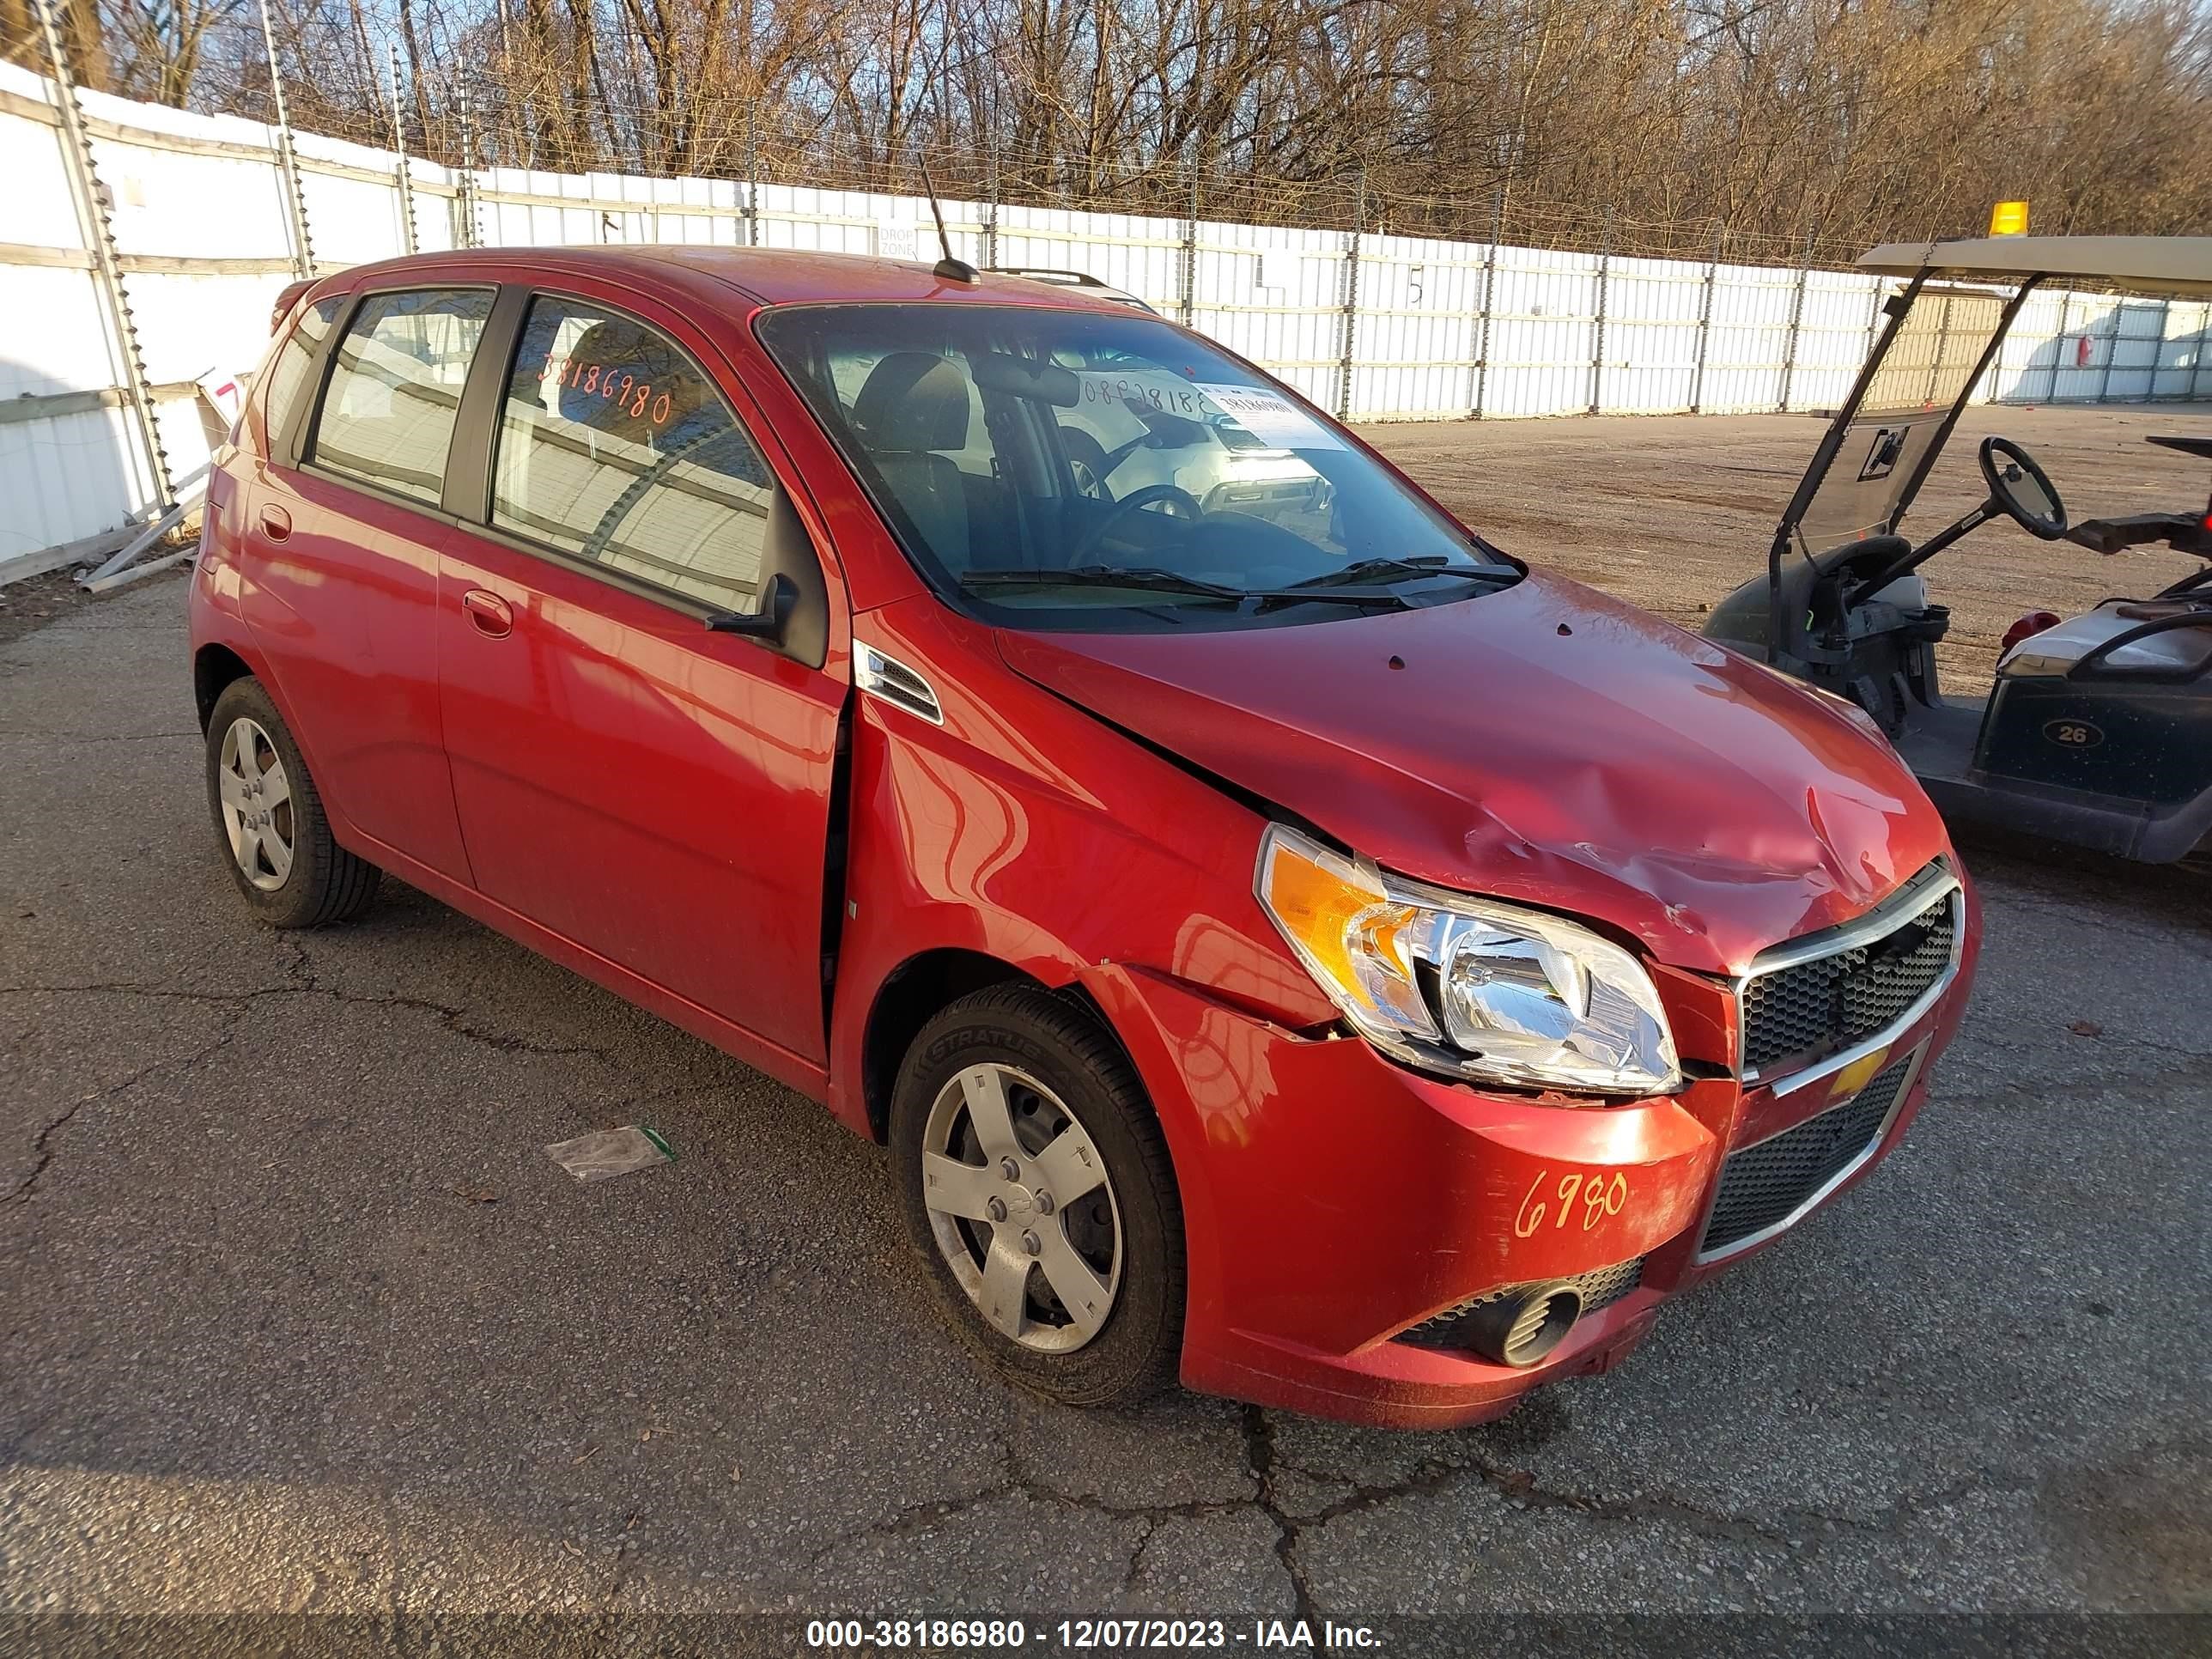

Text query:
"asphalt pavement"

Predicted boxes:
[[2, 571, 2207, 1649]]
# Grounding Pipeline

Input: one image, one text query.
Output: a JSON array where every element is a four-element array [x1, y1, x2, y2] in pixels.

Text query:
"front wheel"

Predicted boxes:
[[204, 677, 380, 927], [890, 985, 1184, 1407]]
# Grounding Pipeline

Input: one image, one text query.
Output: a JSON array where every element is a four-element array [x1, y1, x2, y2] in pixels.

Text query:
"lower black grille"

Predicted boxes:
[[1396, 1257, 1644, 1351], [1741, 883, 1956, 1076], [1699, 1054, 1914, 1255]]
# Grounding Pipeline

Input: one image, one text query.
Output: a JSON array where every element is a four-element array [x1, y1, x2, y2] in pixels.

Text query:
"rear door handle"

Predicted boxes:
[[461, 588, 514, 638], [258, 504, 291, 542]]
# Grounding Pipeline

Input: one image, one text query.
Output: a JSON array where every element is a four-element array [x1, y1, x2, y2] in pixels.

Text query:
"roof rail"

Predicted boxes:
[[988, 267, 1109, 286]]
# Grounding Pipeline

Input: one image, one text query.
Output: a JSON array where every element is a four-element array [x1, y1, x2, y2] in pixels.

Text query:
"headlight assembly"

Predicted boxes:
[[1255, 823, 1680, 1097]]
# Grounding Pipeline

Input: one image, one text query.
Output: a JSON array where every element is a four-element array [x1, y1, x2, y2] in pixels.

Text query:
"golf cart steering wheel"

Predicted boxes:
[[1978, 436, 2068, 540], [1070, 483, 1205, 562]]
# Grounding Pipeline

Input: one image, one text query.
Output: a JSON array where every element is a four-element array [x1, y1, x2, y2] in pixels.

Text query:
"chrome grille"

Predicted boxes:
[[1396, 1257, 1645, 1352], [1699, 1054, 1914, 1256], [1740, 868, 1959, 1079]]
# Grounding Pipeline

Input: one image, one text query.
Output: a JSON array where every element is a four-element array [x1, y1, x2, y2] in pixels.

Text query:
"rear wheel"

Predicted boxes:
[[890, 985, 1183, 1407], [204, 678, 380, 927]]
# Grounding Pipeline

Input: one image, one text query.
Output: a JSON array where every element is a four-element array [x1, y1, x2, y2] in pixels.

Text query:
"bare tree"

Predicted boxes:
[[82, 0, 2212, 258]]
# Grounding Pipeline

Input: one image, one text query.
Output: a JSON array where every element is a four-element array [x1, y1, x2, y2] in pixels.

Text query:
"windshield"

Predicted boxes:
[[1793, 283, 2011, 555], [758, 304, 1516, 629]]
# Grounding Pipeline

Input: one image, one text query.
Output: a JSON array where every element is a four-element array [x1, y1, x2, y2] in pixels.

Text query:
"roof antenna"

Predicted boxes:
[[918, 162, 980, 284]]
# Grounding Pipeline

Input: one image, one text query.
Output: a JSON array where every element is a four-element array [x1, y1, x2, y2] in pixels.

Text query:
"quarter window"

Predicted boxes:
[[311, 289, 492, 505], [262, 295, 343, 454], [491, 295, 776, 614]]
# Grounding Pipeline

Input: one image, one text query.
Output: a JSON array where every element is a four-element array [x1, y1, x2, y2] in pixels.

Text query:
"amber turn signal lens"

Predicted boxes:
[[1255, 826, 1436, 1039]]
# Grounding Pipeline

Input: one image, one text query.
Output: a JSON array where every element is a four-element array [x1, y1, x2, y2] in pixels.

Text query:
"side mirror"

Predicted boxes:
[[704, 571, 797, 640], [1978, 435, 2068, 540], [699, 489, 830, 668]]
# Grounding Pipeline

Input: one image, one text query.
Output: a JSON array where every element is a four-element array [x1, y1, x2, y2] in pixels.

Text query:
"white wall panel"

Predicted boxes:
[[300, 167, 410, 264], [123, 270, 288, 386], [995, 204, 1182, 308], [0, 408, 143, 561], [2154, 300, 2208, 400], [1483, 248, 1601, 417], [1597, 256, 1703, 415], [1352, 234, 1483, 420], [95, 137, 293, 261], [0, 97, 83, 251], [0, 263, 121, 396], [1697, 263, 1796, 413], [1786, 272, 1883, 411]]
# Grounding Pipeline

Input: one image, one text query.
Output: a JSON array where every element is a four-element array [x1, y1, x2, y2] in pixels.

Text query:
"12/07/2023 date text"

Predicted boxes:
[[804, 1618, 1383, 1649]]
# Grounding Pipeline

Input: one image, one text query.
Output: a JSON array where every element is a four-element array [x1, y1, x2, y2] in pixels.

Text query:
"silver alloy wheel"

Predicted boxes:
[[920, 1062, 1122, 1353], [216, 716, 295, 891]]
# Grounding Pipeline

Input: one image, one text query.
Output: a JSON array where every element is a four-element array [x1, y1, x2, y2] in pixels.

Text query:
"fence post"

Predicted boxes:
[[33, 0, 172, 513], [1778, 232, 1812, 413], [1334, 168, 1364, 421], [742, 104, 759, 247], [1689, 222, 1721, 414], [1471, 185, 1499, 418], [2097, 299, 2122, 404], [1587, 207, 1612, 414], [454, 75, 480, 248], [255, 0, 314, 278], [2154, 298, 2172, 401], [2051, 289, 2072, 402], [386, 42, 417, 255], [983, 131, 1000, 270], [2191, 301, 2208, 404], [1179, 156, 1198, 327]]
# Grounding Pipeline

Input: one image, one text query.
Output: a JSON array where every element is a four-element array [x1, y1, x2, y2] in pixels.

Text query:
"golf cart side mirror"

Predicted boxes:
[[1978, 435, 2069, 541]]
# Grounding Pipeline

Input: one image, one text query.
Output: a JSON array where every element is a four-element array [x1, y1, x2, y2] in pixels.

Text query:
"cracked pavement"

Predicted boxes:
[[3, 523, 2209, 1641]]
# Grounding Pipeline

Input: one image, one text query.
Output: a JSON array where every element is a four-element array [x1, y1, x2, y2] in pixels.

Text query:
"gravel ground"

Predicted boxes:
[[1364, 403, 2211, 684], [2, 407, 2207, 1652]]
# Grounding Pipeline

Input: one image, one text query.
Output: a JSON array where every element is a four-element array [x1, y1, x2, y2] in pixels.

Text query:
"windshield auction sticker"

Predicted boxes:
[[1193, 383, 1346, 452]]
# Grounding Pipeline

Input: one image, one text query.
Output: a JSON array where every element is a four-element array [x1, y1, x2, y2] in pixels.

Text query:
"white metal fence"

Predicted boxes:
[[3, 55, 2207, 576]]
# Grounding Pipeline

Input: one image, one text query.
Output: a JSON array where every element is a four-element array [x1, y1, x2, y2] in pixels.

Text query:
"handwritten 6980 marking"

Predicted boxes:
[[1514, 1168, 1629, 1238]]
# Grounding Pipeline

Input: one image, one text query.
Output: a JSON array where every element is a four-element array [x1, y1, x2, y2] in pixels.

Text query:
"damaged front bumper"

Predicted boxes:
[[1082, 878, 1980, 1428]]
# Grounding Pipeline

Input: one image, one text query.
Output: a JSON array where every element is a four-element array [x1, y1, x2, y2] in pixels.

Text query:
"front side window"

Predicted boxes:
[[311, 289, 492, 505], [760, 304, 1516, 631], [491, 295, 777, 614]]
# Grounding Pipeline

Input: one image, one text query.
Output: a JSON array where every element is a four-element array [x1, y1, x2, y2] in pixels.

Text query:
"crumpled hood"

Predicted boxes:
[[995, 573, 1948, 976]]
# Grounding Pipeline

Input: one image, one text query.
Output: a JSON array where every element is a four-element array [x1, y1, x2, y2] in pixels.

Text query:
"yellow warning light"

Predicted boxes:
[[1989, 200, 2029, 237]]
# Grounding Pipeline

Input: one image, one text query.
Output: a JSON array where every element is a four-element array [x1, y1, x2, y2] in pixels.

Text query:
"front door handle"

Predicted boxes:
[[461, 588, 514, 638], [258, 503, 291, 542]]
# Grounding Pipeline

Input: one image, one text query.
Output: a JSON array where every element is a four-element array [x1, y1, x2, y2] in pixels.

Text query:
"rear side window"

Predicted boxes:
[[491, 295, 776, 613], [311, 289, 493, 505], [260, 295, 343, 454]]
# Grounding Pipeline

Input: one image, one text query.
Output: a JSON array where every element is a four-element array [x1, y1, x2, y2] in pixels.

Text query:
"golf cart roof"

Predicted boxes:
[[1856, 236, 2212, 300]]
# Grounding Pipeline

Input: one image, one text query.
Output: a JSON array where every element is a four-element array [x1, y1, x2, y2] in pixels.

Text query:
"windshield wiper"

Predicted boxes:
[[963, 565, 1249, 601], [961, 562, 1487, 614], [1282, 554, 1512, 592]]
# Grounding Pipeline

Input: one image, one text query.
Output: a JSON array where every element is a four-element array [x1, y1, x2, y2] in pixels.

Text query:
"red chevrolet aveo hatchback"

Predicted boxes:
[[190, 246, 1978, 1426]]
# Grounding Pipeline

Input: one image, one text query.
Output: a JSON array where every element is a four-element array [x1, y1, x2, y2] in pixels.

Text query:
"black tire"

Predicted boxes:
[[890, 984, 1185, 1408], [204, 677, 380, 927]]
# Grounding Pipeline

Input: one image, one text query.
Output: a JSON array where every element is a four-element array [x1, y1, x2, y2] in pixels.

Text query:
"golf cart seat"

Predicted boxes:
[[2000, 605, 2212, 679]]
